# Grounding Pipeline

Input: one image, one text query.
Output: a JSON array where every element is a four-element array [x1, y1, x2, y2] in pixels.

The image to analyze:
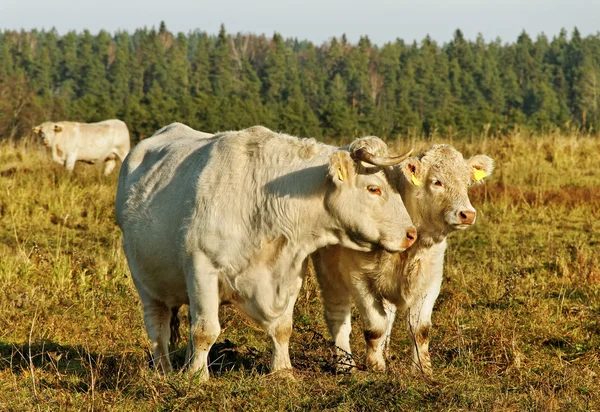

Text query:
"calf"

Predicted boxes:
[[312, 144, 493, 376]]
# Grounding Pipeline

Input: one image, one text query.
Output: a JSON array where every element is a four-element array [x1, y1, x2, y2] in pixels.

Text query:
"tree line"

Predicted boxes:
[[1, 22, 599, 142]]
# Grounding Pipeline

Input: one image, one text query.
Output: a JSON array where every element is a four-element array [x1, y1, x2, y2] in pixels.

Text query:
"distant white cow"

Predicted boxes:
[[115, 123, 417, 380], [32, 119, 130, 175], [312, 144, 493, 376]]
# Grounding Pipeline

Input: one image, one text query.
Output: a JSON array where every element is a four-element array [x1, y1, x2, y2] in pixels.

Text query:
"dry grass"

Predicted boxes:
[[1, 134, 599, 411]]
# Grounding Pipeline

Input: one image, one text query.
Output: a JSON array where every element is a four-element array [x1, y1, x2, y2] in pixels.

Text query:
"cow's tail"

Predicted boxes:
[[169, 307, 181, 347]]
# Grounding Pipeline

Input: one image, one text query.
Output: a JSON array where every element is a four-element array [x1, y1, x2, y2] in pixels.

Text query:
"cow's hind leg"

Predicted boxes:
[[125, 245, 174, 373], [185, 253, 221, 381], [134, 286, 174, 373]]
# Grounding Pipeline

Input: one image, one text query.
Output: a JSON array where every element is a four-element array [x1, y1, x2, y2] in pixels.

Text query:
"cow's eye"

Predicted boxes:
[[367, 185, 382, 196], [434, 181, 443, 187]]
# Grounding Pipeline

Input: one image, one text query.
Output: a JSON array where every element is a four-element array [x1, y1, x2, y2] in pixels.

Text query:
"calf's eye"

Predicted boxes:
[[434, 181, 443, 187], [367, 186, 382, 196]]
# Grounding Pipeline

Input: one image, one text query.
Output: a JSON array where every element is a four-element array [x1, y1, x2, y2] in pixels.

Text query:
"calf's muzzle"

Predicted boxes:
[[458, 210, 476, 225]]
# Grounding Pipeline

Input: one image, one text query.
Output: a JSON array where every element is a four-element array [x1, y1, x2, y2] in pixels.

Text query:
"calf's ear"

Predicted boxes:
[[399, 157, 423, 187], [32, 126, 41, 134], [54, 125, 63, 133], [468, 155, 494, 183], [329, 151, 356, 186]]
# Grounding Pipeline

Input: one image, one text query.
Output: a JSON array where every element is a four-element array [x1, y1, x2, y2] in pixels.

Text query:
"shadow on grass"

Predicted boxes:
[[0, 337, 275, 386], [0, 322, 347, 390], [170, 339, 271, 376], [0, 339, 146, 393]]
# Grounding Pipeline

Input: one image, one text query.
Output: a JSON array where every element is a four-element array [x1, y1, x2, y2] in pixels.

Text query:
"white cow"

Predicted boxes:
[[312, 144, 494, 376], [115, 123, 417, 380], [32, 119, 130, 175]]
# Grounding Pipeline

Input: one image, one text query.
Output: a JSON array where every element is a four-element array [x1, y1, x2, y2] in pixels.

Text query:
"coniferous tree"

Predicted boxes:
[[3, 25, 600, 141]]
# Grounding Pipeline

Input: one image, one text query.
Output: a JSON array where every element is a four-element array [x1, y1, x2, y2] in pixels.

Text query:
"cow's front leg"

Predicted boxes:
[[51, 145, 64, 165], [247, 270, 303, 373], [186, 254, 221, 381], [267, 293, 297, 372], [65, 150, 78, 171]]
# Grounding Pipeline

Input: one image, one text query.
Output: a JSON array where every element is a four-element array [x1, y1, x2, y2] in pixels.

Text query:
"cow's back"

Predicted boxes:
[[79, 119, 130, 156]]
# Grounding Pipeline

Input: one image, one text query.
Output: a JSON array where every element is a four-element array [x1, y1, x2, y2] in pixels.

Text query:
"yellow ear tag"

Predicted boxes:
[[411, 173, 421, 186], [473, 169, 486, 181], [337, 167, 344, 181]]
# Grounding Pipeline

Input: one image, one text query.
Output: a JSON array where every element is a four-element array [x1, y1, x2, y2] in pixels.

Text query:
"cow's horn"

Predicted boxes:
[[354, 148, 413, 167]]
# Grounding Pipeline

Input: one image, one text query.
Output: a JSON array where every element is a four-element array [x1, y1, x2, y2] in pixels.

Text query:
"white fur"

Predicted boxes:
[[115, 123, 415, 380], [33, 119, 130, 175], [313, 144, 494, 376]]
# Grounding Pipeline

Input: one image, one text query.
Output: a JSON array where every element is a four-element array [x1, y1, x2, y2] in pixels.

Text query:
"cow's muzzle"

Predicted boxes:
[[381, 226, 417, 253]]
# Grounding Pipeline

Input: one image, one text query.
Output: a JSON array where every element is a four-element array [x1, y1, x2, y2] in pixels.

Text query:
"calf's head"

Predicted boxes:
[[325, 137, 416, 253], [397, 144, 494, 233], [32, 122, 63, 147]]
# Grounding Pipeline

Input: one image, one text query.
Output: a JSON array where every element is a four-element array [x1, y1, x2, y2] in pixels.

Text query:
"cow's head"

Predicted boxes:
[[32, 122, 63, 147], [325, 136, 416, 253], [397, 144, 494, 233]]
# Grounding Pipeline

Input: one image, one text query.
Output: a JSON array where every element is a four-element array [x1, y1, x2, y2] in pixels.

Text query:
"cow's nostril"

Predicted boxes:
[[406, 228, 417, 241], [458, 210, 476, 224]]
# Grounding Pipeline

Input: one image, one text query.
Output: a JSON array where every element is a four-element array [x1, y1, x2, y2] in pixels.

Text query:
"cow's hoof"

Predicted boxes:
[[366, 358, 386, 373], [335, 362, 357, 374], [267, 368, 296, 381], [188, 368, 210, 382]]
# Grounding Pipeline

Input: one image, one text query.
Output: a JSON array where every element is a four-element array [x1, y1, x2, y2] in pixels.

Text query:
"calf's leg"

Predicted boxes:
[[353, 289, 389, 372], [313, 256, 356, 371], [406, 276, 442, 378]]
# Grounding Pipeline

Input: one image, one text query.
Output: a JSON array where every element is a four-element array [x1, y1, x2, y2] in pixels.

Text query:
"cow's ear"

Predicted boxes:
[[329, 151, 356, 186], [399, 157, 423, 187], [54, 125, 63, 133], [468, 155, 494, 183], [32, 126, 41, 134]]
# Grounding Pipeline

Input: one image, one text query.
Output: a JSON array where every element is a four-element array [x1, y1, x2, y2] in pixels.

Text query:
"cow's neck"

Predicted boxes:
[[259, 160, 341, 272]]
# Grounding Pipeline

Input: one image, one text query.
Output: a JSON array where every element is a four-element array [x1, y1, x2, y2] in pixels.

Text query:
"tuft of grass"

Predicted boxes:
[[1, 133, 599, 410]]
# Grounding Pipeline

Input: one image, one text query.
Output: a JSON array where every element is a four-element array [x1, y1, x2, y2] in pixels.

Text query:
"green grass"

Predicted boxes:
[[1, 134, 599, 411]]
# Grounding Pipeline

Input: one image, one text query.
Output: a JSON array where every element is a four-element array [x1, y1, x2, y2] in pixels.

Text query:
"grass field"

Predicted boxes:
[[1, 133, 599, 411]]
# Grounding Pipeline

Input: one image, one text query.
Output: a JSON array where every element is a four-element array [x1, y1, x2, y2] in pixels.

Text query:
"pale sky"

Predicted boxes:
[[1, 0, 598, 45]]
